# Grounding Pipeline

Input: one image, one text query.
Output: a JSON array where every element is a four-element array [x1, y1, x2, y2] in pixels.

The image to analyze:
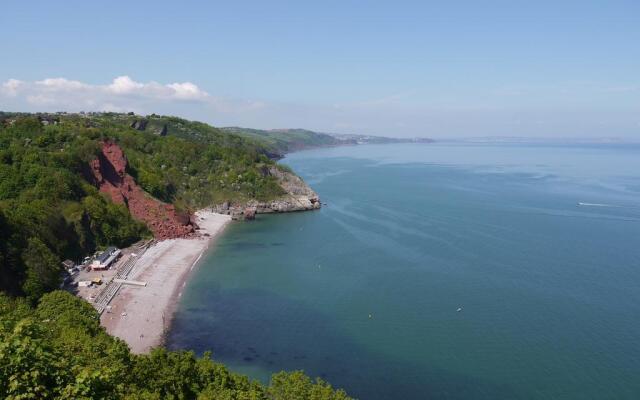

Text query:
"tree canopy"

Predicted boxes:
[[0, 112, 288, 298], [0, 291, 352, 399]]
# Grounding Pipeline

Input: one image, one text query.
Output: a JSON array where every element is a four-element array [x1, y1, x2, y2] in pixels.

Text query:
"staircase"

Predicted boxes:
[[93, 241, 154, 314]]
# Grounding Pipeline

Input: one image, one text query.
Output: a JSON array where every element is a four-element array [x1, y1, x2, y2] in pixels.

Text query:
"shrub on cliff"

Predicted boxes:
[[0, 291, 352, 400]]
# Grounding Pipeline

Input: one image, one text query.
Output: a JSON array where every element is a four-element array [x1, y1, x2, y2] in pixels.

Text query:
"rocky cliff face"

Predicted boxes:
[[212, 166, 321, 219], [87, 142, 196, 239], [88, 143, 319, 230]]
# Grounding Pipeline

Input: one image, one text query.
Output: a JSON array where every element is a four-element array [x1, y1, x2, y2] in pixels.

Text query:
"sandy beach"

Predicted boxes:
[[101, 210, 231, 353]]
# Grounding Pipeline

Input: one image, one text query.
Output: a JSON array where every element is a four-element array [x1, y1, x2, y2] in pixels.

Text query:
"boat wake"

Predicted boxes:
[[577, 202, 617, 207]]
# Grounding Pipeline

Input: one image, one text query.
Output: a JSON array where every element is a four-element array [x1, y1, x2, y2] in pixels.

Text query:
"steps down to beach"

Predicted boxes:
[[93, 244, 152, 314]]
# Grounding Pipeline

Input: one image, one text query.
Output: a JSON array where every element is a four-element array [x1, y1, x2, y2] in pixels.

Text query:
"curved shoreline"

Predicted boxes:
[[100, 210, 232, 353]]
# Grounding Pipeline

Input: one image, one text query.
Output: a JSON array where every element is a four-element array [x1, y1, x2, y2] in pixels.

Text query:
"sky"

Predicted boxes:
[[1, 0, 639, 138]]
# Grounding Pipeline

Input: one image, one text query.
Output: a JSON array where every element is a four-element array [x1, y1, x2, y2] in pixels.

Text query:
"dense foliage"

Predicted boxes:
[[0, 113, 288, 298], [0, 291, 351, 399], [0, 112, 351, 399], [0, 116, 148, 299], [57, 113, 288, 207]]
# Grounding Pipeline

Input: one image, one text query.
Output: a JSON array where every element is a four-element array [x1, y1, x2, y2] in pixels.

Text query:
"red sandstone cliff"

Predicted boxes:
[[87, 142, 195, 239]]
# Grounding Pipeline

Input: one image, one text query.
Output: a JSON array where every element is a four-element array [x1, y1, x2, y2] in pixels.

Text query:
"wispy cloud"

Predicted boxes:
[[0, 76, 213, 113], [1, 79, 23, 96]]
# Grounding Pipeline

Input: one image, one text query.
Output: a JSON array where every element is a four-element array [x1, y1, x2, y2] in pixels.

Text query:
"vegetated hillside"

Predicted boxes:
[[0, 291, 352, 399], [0, 112, 291, 299], [0, 112, 350, 399], [222, 126, 435, 157], [330, 133, 435, 144], [222, 126, 346, 156]]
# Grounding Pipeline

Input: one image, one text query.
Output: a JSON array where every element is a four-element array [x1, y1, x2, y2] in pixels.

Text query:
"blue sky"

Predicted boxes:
[[1, 0, 639, 138]]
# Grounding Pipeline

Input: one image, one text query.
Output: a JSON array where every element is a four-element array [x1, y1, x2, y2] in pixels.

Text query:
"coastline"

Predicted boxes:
[[100, 210, 231, 353]]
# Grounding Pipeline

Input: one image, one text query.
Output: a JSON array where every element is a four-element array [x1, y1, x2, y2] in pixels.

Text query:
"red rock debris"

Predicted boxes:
[[87, 141, 195, 239]]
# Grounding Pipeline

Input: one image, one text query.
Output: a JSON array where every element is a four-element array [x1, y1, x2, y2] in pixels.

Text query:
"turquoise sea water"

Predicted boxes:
[[168, 143, 640, 399]]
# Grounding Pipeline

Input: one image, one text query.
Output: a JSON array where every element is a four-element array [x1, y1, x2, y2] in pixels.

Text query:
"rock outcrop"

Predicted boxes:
[[212, 166, 321, 220], [129, 118, 168, 136], [87, 142, 196, 239], [130, 119, 148, 131]]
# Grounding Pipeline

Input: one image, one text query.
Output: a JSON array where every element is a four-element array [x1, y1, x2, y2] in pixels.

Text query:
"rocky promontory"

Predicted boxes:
[[85, 140, 319, 233], [212, 166, 321, 220]]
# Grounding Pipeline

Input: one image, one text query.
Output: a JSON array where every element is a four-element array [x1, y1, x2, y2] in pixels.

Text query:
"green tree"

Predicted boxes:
[[0, 319, 59, 399], [269, 371, 351, 400], [21, 238, 61, 303]]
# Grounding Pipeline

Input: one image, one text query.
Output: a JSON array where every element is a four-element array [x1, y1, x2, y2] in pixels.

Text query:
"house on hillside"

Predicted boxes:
[[91, 246, 121, 270], [61, 259, 75, 271]]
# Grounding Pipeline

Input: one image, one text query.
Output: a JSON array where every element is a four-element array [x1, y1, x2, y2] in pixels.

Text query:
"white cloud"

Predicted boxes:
[[103, 76, 209, 100], [107, 76, 144, 94], [26, 94, 55, 105], [166, 81, 209, 100], [1, 79, 23, 96], [0, 75, 214, 114], [36, 77, 89, 91]]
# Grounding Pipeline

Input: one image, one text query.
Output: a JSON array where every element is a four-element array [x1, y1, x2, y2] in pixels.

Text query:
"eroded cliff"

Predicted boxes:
[[87, 142, 196, 239]]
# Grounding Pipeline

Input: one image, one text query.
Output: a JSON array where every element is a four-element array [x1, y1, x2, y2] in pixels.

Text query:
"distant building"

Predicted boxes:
[[91, 246, 121, 270], [61, 259, 75, 270]]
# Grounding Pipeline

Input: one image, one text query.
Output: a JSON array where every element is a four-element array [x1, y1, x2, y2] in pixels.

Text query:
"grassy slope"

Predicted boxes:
[[221, 126, 344, 156]]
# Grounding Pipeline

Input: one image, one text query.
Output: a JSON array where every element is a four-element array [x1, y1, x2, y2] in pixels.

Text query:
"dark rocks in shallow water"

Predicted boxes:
[[244, 207, 257, 220], [243, 356, 253, 362]]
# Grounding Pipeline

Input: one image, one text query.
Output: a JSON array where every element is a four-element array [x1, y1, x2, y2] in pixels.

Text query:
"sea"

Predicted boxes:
[[167, 142, 640, 399]]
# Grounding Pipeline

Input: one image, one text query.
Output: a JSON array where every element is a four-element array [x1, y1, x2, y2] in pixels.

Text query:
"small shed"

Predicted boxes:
[[91, 246, 121, 270]]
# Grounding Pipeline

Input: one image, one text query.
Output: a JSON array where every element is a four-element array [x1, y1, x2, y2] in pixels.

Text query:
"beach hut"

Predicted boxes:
[[61, 259, 76, 274], [91, 246, 121, 270]]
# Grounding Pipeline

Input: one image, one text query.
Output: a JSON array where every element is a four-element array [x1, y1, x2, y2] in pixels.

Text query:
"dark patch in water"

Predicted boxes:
[[226, 241, 268, 251], [167, 287, 523, 400], [185, 306, 207, 313]]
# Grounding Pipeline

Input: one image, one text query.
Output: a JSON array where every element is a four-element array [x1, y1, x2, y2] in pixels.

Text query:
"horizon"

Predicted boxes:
[[3, 109, 640, 143], [1, 1, 639, 139]]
